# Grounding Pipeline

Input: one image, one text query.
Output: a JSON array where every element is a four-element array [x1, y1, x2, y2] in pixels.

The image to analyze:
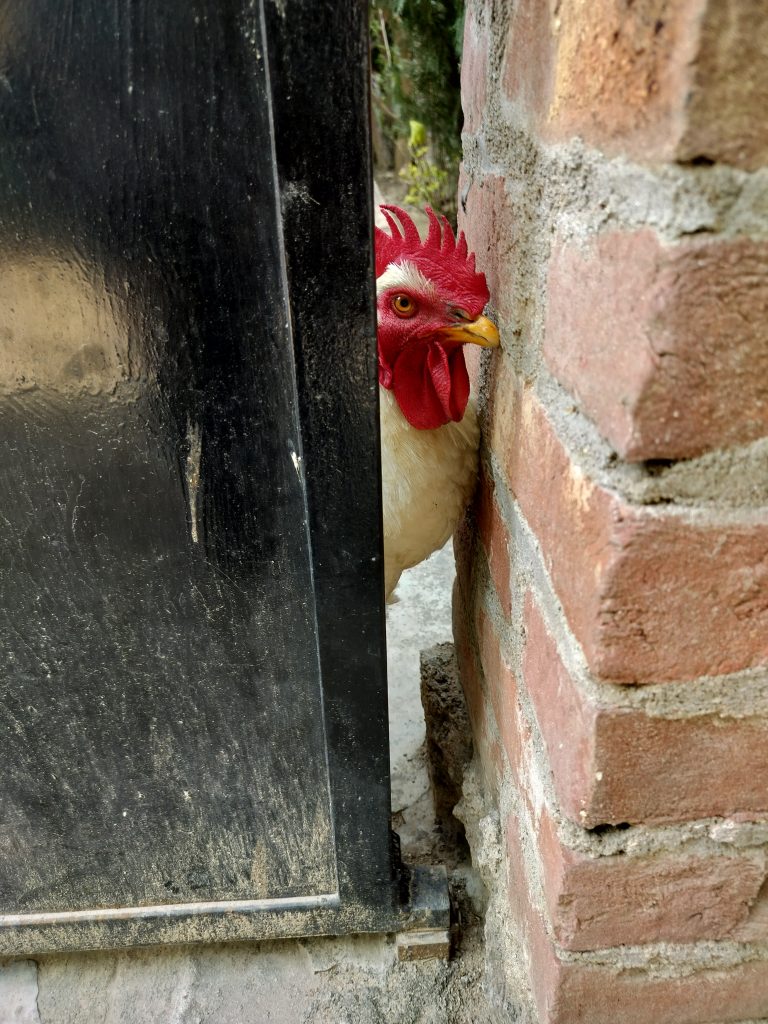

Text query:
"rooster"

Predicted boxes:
[[375, 204, 499, 599]]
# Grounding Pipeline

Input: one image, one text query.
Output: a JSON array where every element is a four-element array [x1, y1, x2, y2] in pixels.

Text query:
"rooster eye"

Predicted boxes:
[[392, 294, 417, 318], [451, 308, 472, 322]]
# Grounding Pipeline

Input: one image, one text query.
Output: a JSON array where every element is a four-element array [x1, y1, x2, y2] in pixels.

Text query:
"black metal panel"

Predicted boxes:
[[264, 0, 394, 920], [0, 0, 394, 951]]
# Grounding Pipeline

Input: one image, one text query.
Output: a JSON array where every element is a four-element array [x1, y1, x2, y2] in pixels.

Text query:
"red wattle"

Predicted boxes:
[[389, 344, 470, 430]]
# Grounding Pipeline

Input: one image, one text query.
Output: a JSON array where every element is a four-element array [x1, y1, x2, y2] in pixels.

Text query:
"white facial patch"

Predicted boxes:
[[376, 260, 440, 302]]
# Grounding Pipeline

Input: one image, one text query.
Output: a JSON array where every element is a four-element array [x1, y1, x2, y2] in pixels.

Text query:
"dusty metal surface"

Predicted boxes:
[[0, 0, 396, 952]]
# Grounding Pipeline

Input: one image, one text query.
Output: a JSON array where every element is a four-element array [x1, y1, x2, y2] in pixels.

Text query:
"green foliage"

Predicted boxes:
[[408, 119, 428, 149], [399, 142, 452, 212], [370, 1, 464, 217]]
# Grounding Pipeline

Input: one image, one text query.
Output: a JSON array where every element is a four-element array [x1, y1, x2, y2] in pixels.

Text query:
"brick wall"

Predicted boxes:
[[455, 1, 768, 1021]]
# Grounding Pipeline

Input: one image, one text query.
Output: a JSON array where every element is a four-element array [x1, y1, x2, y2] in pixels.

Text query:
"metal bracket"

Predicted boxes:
[[395, 864, 451, 961]]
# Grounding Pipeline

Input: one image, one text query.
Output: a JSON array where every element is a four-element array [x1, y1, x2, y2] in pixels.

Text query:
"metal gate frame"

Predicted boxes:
[[0, 0, 446, 954]]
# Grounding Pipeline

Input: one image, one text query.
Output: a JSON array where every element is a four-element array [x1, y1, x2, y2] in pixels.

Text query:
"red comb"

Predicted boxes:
[[375, 204, 489, 308]]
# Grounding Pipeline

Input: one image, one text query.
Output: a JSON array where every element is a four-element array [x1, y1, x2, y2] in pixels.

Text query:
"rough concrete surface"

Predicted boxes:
[[27, 933, 491, 1024], [0, 546, 507, 1024], [420, 642, 473, 843], [388, 545, 464, 858], [0, 961, 41, 1024]]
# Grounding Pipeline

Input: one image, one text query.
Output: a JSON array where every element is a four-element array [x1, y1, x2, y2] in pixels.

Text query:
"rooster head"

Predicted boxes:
[[375, 204, 499, 430]]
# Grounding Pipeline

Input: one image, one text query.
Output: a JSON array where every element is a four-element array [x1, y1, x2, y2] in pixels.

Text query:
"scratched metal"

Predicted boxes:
[[0, 0, 394, 951]]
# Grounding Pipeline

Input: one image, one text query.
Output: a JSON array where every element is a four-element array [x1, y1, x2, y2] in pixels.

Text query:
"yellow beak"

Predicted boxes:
[[436, 314, 500, 348]]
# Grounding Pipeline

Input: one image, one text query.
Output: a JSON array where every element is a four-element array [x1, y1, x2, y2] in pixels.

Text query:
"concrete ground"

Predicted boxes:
[[388, 544, 456, 860]]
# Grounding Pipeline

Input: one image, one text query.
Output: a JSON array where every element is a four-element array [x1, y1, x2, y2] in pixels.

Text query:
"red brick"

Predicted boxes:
[[452, 583, 485, 744], [505, 808, 768, 1024], [673, 0, 768, 169], [504, 811, 556, 1018], [537, 803, 766, 950], [463, 335, 483, 393], [499, 0, 554, 131], [491, 365, 768, 682], [460, 5, 489, 134], [501, 0, 768, 170], [525, 0, 699, 159], [452, 585, 504, 796], [544, 231, 768, 461], [523, 591, 768, 825], [454, 584, 539, 802], [476, 469, 513, 620], [733, 876, 768, 942], [458, 171, 518, 325], [453, 507, 476, 606], [552, 955, 768, 1024], [476, 607, 529, 783]]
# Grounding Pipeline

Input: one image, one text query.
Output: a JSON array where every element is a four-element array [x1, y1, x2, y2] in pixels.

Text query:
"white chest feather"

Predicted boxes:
[[380, 386, 480, 598]]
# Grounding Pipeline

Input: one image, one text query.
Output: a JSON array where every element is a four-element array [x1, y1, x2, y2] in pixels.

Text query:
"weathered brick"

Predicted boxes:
[[460, 4, 489, 134], [500, 0, 553, 131], [537, 803, 766, 950], [453, 508, 476, 606], [544, 230, 768, 461], [476, 607, 529, 784], [452, 585, 504, 796], [529, 0, 700, 158], [523, 591, 768, 825], [458, 171, 517, 324], [459, 3, 768, 1020], [551, 955, 768, 1024], [502, 0, 768, 169], [491, 364, 768, 682], [505, 813, 768, 1024], [476, 469, 513, 620], [452, 583, 485, 742], [672, 0, 768, 169], [733, 878, 768, 942]]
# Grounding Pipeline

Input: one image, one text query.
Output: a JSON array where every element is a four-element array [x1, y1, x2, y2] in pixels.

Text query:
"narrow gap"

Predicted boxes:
[[387, 543, 456, 863]]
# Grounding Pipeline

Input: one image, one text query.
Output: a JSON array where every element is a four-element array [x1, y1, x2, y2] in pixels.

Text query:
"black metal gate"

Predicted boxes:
[[0, 0, 410, 952]]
